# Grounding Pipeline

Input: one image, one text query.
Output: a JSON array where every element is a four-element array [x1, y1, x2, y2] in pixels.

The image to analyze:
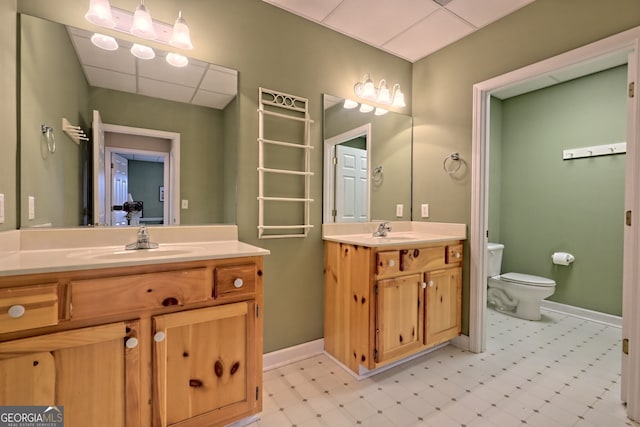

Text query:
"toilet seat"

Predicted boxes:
[[499, 272, 555, 287]]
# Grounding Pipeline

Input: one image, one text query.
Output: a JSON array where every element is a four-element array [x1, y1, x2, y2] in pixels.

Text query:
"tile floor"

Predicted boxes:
[[251, 308, 639, 427]]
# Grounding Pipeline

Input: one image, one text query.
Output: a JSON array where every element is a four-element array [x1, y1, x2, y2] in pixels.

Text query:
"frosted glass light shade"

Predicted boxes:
[[131, 43, 155, 59], [361, 76, 376, 100], [131, 2, 157, 40], [343, 99, 358, 109], [91, 33, 118, 51], [376, 80, 391, 104], [359, 103, 374, 113], [166, 52, 188, 67], [374, 107, 388, 116], [391, 84, 406, 108], [169, 11, 193, 50], [85, 0, 116, 28]]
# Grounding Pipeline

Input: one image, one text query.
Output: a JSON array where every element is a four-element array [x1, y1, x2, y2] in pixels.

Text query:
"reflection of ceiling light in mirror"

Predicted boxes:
[[343, 99, 358, 109], [130, 43, 155, 59], [359, 103, 374, 113], [85, 0, 115, 28], [90, 33, 118, 51], [169, 11, 193, 50], [131, 0, 157, 40], [166, 52, 189, 67], [374, 107, 388, 116]]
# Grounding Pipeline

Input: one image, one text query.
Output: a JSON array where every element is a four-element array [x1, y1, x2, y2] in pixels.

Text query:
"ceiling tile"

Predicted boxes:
[[446, 0, 535, 28], [324, 0, 440, 46], [138, 78, 195, 104], [137, 55, 206, 87], [72, 35, 135, 74], [262, 0, 343, 21], [200, 67, 238, 95], [83, 66, 137, 93], [192, 90, 236, 110], [383, 8, 475, 62]]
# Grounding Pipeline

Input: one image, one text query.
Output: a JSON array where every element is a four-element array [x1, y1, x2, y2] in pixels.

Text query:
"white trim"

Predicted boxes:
[[323, 123, 372, 223], [262, 339, 324, 371], [101, 123, 181, 225], [540, 301, 622, 328]]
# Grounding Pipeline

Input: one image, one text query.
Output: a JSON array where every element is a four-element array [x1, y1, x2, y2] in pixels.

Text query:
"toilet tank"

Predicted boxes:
[[487, 243, 504, 277]]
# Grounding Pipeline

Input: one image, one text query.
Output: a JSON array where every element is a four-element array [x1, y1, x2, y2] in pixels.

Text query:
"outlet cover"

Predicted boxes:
[[421, 204, 429, 218], [396, 204, 403, 217], [181, 200, 189, 209], [0, 194, 4, 224], [28, 196, 35, 220]]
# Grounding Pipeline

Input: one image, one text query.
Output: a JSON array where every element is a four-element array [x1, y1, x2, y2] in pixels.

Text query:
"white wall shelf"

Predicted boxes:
[[257, 88, 314, 239]]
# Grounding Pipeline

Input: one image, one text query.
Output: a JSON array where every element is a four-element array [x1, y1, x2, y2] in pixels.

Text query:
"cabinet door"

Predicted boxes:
[[426, 267, 462, 346], [375, 274, 424, 364], [152, 302, 258, 427], [0, 322, 136, 427]]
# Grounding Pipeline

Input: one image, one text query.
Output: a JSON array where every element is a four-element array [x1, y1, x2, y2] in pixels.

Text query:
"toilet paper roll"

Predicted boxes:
[[552, 252, 575, 266]]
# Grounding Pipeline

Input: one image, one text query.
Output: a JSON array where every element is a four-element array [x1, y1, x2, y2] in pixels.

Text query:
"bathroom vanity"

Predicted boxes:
[[323, 222, 466, 375], [0, 226, 268, 427]]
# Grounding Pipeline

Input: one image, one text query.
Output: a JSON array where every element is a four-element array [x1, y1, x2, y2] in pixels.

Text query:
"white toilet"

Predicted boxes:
[[487, 243, 556, 321]]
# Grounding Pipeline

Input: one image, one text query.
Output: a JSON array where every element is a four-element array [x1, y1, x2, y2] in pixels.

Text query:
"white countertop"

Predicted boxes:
[[0, 226, 270, 277], [322, 221, 466, 247]]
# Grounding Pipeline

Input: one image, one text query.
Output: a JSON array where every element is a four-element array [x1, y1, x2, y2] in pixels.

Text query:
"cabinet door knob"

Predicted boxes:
[[125, 337, 139, 349], [455, 252, 461, 258], [421, 282, 427, 289], [154, 331, 166, 342], [8, 305, 25, 318], [428, 281, 434, 287], [389, 260, 395, 267], [234, 278, 244, 288]]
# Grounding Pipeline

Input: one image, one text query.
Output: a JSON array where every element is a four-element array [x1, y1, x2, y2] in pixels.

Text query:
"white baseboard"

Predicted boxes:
[[263, 338, 325, 371], [541, 300, 622, 328]]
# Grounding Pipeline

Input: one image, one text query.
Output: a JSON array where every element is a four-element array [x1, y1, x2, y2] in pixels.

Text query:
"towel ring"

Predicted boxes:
[[41, 124, 56, 153], [443, 153, 461, 174]]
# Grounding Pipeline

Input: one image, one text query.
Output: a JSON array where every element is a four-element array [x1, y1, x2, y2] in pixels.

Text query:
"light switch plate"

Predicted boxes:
[[28, 196, 35, 220], [0, 194, 4, 224], [396, 204, 403, 217], [421, 204, 429, 218], [181, 200, 189, 209]]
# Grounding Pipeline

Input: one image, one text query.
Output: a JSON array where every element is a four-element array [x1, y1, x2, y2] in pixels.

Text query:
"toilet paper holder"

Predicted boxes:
[[551, 252, 575, 266]]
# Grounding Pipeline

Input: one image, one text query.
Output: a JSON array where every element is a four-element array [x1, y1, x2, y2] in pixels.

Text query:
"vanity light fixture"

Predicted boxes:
[[166, 52, 188, 67], [169, 11, 193, 50], [131, 0, 157, 40], [359, 103, 374, 113], [353, 74, 406, 108], [374, 107, 388, 116], [130, 43, 155, 60], [343, 99, 358, 109], [90, 33, 118, 51], [85, 0, 116, 28]]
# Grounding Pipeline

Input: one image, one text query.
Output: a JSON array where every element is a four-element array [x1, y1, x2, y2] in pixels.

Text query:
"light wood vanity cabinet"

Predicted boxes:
[[0, 256, 264, 427], [324, 240, 462, 374]]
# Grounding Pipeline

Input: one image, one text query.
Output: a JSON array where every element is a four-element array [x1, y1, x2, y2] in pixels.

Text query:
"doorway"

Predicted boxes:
[[470, 27, 640, 421]]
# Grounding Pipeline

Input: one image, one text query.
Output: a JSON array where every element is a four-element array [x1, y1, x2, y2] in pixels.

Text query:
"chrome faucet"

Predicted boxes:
[[126, 225, 159, 250], [373, 222, 392, 237]]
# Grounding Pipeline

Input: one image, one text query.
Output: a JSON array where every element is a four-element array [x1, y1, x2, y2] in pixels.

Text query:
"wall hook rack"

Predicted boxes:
[[62, 118, 89, 144]]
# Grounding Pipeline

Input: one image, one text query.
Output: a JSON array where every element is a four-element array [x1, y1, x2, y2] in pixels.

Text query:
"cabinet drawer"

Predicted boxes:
[[446, 244, 463, 264], [400, 247, 445, 271], [376, 251, 400, 276], [214, 264, 256, 300], [0, 284, 59, 334], [71, 268, 208, 320]]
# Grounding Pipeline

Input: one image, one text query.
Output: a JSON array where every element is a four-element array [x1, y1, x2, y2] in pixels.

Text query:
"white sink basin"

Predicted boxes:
[[67, 245, 206, 261]]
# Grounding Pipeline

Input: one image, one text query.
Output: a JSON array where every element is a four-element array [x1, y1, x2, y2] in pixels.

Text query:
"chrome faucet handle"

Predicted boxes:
[[137, 225, 150, 242]]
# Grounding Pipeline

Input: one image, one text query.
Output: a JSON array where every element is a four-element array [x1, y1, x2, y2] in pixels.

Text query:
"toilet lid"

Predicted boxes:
[[500, 272, 556, 287]]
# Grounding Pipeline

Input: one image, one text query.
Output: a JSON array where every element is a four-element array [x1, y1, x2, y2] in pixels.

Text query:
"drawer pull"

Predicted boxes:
[[389, 260, 395, 267], [230, 361, 240, 375], [233, 278, 244, 288], [8, 305, 25, 319], [154, 331, 166, 342], [162, 297, 179, 306], [214, 360, 224, 378], [455, 252, 461, 259], [125, 338, 139, 349]]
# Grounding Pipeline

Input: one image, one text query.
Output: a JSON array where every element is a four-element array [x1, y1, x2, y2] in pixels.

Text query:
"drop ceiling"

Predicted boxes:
[[67, 26, 238, 110], [262, 0, 536, 63]]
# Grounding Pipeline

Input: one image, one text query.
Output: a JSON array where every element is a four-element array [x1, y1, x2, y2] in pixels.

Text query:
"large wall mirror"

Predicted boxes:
[[323, 94, 412, 223], [19, 13, 238, 228]]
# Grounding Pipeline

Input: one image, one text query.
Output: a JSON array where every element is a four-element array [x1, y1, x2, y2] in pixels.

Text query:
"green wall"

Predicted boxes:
[[0, 0, 17, 231], [128, 160, 164, 220], [492, 66, 627, 315], [412, 0, 640, 332], [20, 14, 89, 227]]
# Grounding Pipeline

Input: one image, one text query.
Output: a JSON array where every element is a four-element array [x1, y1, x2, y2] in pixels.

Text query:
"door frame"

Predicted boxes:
[[323, 123, 372, 223], [100, 123, 180, 225], [469, 27, 640, 420]]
